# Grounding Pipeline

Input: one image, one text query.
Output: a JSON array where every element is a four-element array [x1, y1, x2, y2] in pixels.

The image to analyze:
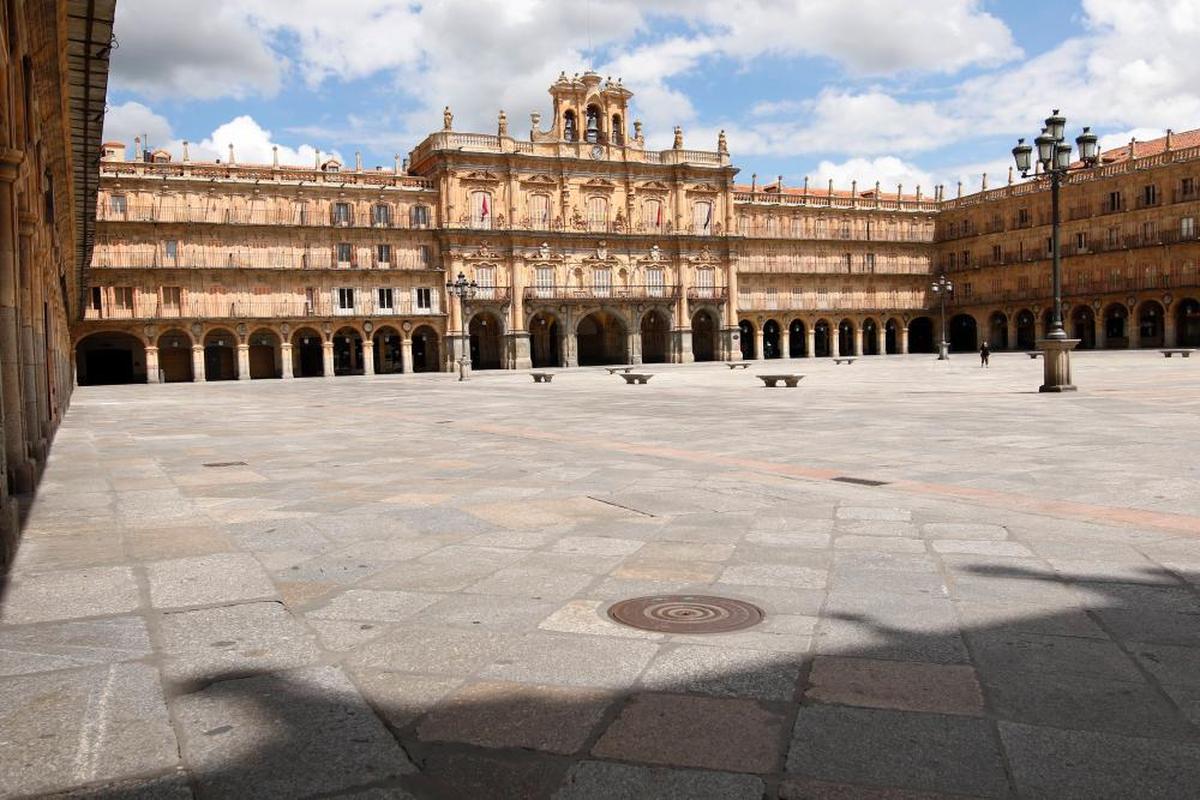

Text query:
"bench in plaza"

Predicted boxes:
[[726, 361, 752, 369], [833, 357, 857, 365], [620, 373, 654, 384], [1027, 351, 1044, 359], [605, 366, 634, 374], [758, 374, 804, 387], [530, 372, 554, 382], [1161, 349, 1195, 358]]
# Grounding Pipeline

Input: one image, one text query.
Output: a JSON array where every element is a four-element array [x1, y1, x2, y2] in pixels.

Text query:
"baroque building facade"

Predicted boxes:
[[74, 72, 1200, 386]]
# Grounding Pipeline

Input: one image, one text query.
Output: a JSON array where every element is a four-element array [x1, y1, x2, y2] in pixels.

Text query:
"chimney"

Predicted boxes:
[[777, 175, 784, 192], [751, 173, 757, 191], [1129, 137, 1136, 160], [916, 185, 922, 201], [272, 145, 279, 168], [1166, 129, 1173, 151], [803, 175, 809, 195]]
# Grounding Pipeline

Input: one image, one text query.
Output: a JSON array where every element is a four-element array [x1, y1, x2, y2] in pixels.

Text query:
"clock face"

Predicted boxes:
[[591, 144, 604, 160]]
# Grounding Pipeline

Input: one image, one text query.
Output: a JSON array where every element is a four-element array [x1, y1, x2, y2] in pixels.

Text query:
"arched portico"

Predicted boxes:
[[529, 311, 562, 367], [762, 319, 781, 359], [1071, 306, 1096, 349], [949, 314, 978, 352], [988, 312, 1009, 350], [412, 325, 441, 372], [862, 318, 879, 355], [1016, 310, 1037, 350], [691, 309, 718, 362], [157, 329, 193, 382], [814, 319, 832, 357], [1102, 303, 1127, 348], [837, 319, 855, 356], [788, 319, 806, 357], [76, 331, 147, 385], [577, 310, 628, 366], [738, 319, 755, 359], [885, 317, 901, 354], [203, 328, 238, 380], [1177, 297, 1200, 347], [1137, 300, 1164, 348], [248, 328, 282, 379], [640, 309, 670, 363], [908, 316, 935, 353], [292, 328, 325, 377], [373, 326, 404, 374], [469, 311, 504, 370], [333, 326, 364, 375]]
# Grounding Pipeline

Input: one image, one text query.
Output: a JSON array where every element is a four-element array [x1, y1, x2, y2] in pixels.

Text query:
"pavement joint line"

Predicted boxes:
[[585, 496, 656, 518]]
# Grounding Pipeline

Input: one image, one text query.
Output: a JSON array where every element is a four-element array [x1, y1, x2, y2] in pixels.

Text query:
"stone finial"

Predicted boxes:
[[717, 129, 728, 153], [530, 110, 541, 134], [443, 105, 453, 131], [778, 175, 784, 192], [851, 179, 857, 196], [182, 140, 190, 163], [956, 181, 962, 199], [134, 135, 141, 160], [803, 175, 809, 193], [1129, 137, 1136, 159], [633, 120, 643, 141], [272, 145, 278, 168], [315, 149, 321, 169], [498, 109, 508, 137], [751, 173, 757, 191], [228, 143, 235, 165], [828, 178, 834, 195], [394, 153, 400, 175], [897, 184, 902, 200], [981, 172, 988, 191], [673, 126, 683, 149], [355, 151, 362, 172], [1166, 128, 1173, 151], [402, 157, 409, 172], [1008, 166, 1014, 185], [916, 185, 922, 201]]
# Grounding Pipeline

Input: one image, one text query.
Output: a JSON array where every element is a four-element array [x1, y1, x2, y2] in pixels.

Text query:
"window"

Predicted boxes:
[[1108, 191, 1122, 212], [844, 253, 852, 272], [113, 287, 134, 312], [1017, 276, 1030, 291], [765, 286, 778, 307], [814, 218, 827, 238], [415, 287, 432, 310], [470, 191, 492, 229], [1108, 226, 1119, 247], [587, 196, 608, 232], [109, 195, 127, 215], [529, 194, 550, 228], [376, 244, 391, 265], [992, 244, 1002, 263], [962, 282, 973, 298], [377, 288, 394, 312], [1143, 221, 1157, 241], [164, 240, 178, 260], [333, 202, 351, 226], [418, 245, 431, 266], [372, 204, 391, 226], [865, 253, 876, 272], [410, 205, 430, 228], [1182, 177, 1196, 199], [336, 243, 353, 265], [961, 250, 970, 268], [839, 219, 851, 238], [535, 266, 554, 298], [475, 266, 496, 300], [593, 267, 612, 297], [1183, 217, 1196, 239], [1075, 231, 1088, 251], [694, 268, 715, 298], [645, 199, 664, 231], [1143, 184, 1158, 206], [948, 222, 958, 238], [162, 286, 181, 313], [693, 201, 714, 234], [336, 287, 355, 312], [90, 286, 102, 311], [646, 267, 664, 297]]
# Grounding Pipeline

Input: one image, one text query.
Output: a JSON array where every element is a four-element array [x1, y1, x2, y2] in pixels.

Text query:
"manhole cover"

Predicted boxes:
[[608, 595, 764, 634]]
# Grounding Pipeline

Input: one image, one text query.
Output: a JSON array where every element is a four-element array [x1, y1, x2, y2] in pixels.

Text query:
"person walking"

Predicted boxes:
[[980, 341, 991, 368]]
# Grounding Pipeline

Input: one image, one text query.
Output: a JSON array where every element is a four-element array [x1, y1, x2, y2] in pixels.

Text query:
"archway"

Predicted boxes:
[[1016, 310, 1037, 350], [762, 319, 781, 359], [248, 329, 281, 379], [691, 310, 717, 362], [838, 319, 855, 356], [292, 328, 325, 378], [862, 318, 879, 355], [885, 318, 900, 354], [373, 326, 404, 374], [469, 312, 503, 370], [157, 330, 193, 382], [76, 331, 146, 385], [1177, 298, 1200, 346], [788, 320, 806, 357], [949, 314, 978, 352], [988, 312, 1009, 351], [908, 317, 935, 353], [529, 312, 562, 368], [203, 328, 238, 381], [1102, 304, 1127, 348], [1071, 306, 1096, 349], [578, 310, 628, 366], [412, 325, 440, 372], [333, 327, 364, 375], [738, 320, 755, 360], [814, 320, 832, 357], [640, 309, 669, 363], [1137, 300, 1164, 347]]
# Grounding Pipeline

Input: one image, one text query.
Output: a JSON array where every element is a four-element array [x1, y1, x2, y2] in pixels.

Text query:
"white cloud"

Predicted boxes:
[[1098, 127, 1167, 153], [102, 101, 174, 151], [807, 157, 934, 194]]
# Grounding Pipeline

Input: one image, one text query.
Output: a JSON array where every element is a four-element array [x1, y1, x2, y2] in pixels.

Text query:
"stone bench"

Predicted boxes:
[[1161, 349, 1195, 358], [605, 366, 634, 374], [758, 374, 804, 387], [530, 372, 554, 382], [726, 361, 752, 369], [620, 373, 653, 384], [1027, 351, 1044, 359], [833, 357, 856, 365]]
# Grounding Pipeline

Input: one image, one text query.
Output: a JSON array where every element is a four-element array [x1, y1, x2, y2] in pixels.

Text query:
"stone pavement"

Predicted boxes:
[[2, 350, 1200, 798]]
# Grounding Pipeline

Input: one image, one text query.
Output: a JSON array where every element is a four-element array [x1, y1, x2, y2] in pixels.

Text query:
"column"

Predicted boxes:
[[17, 230, 40, 464], [236, 344, 251, 380], [875, 324, 885, 355], [1164, 309, 1178, 348], [362, 339, 376, 375], [676, 328, 693, 363], [831, 328, 840, 358], [280, 342, 294, 378], [511, 332, 532, 370], [805, 326, 815, 358], [191, 346, 206, 382], [400, 337, 413, 373], [0, 161, 31, 492], [627, 331, 643, 365], [146, 346, 161, 383], [901, 326, 910, 354], [754, 327, 764, 360], [322, 341, 335, 376], [853, 326, 864, 356], [1006, 317, 1018, 352], [564, 327, 579, 367], [780, 327, 791, 359]]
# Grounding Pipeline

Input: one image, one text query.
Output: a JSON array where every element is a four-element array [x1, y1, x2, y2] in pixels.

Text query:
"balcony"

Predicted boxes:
[[686, 286, 728, 301], [523, 284, 682, 302], [97, 202, 436, 230], [90, 249, 439, 272], [81, 294, 445, 322]]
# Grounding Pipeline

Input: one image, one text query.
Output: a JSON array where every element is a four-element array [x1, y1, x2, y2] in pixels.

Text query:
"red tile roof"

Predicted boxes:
[[1099, 127, 1200, 164]]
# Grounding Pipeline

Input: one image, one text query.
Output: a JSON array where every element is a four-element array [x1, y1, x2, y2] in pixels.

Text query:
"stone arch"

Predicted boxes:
[[1071, 305, 1096, 349], [691, 308, 719, 362], [1015, 309, 1037, 350], [203, 327, 238, 381], [578, 310, 628, 366], [76, 330, 147, 385], [1137, 299, 1165, 348], [837, 318, 855, 356], [949, 313, 978, 353], [411, 325, 441, 372], [862, 317, 879, 355], [813, 319, 832, 357], [639, 307, 671, 364], [373, 325, 404, 374], [1102, 303, 1128, 347], [762, 319, 782, 359], [563, 109, 577, 142], [292, 327, 325, 378], [248, 328, 282, 379], [1176, 297, 1200, 347], [788, 318, 807, 357], [332, 326, 365, 376], [469, 310, 504, 370], [884, 317, 902, 354], [907, 316, 936, 353], [988, 311, 1009, 351], [529, 310, 563, 368], [738, 319, 756, 360], [157, 329, 194, 382], [585, 103, 602, 142]]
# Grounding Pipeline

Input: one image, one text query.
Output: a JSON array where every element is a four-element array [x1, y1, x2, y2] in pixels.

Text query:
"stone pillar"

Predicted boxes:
[[1164, 309, 1178, 348], [564, 328, 579, 367], [901, 326, 910, 354], [1006, 318, 1017, 351], [875, 325, 885, 355], [280, 342, 294, 378], [754, 327, 764, 360], [676, 329, 694, 363], [400, 337, 413, 374], [0, 162, 31, 492], [192, 346, 207, 382], [853, 326, 864, 357], [146, 346, 161, 383], [831, 328, 840, 358], [17, 229, 43, 463], [362, 339, 376, 375], [322, 341, 335, 377], [1038, 338, 1079, 392], [511, 331, 532, 370], [236, 344, 251, 380], [627, 332, 643, 365], [805, 326, 815, 358], [780, 327, 791, 359]]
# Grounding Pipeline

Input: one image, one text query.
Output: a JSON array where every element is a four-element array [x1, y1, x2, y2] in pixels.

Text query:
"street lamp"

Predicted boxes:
[[445, 271, 478, 381], [931, 273, 953, 360], [1012, 111, 1100, 391]]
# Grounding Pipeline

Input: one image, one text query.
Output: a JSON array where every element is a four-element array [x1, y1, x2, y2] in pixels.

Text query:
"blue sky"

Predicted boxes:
[[103, 0, 1199, 192]]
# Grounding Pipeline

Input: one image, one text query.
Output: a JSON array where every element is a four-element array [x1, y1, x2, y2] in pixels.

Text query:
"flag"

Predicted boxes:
[[704, 203, 712, 232], [656, 203, 663, 228], [480, 194, 490, 218]]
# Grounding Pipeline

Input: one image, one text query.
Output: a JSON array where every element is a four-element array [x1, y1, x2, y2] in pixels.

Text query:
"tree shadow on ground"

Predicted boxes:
[[55, 564, 1200, 800]]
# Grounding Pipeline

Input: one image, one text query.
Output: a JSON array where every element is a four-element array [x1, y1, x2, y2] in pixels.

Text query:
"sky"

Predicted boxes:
[[101, 0, 1200, 193]]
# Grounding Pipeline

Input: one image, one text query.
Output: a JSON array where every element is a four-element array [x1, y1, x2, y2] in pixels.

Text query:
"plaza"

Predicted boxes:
[[2, 350, 1199, 798]]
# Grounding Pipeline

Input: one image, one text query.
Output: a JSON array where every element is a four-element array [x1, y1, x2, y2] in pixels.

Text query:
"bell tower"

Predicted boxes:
[[540, 71, 633, 146]]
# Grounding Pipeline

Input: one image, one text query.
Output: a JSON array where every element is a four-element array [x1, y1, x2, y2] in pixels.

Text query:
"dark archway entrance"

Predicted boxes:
[[691, 310, 717, 362], [949, 314, 978, 353], [814, 320, 832, 357], [204, 329, 238, 381], [373, 327, 404, 374], [248, 329, 281, 379], [1071, 306, 1096, 349], [738, 320, 755, 360], [1102, 304, 1127, 348], [989, 312, 1009, 351], [908, 317, 935, 353], [578, 311, 627, 366], [293, 328, 325, 377], [762, 319, 781, 359], [412, 326, 440, 372], [157, 330, 193, 382], [333, 327, 364, 375], [1016, 310, 1036, 350], [470, 312, 503, 370], [789, 320, 806, 357], [862, 318, 879, 355], [640, 310, 669, 363], [1177, 298, 1200, 346], [76, 332, 146, 385], [1138, 300, 1164, 348], [838, 319, 855, 356], [530, 312, 561, 368]]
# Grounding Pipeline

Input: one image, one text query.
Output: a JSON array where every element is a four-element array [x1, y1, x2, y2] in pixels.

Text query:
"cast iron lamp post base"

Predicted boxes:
[[1038, 338, 1079, 392]]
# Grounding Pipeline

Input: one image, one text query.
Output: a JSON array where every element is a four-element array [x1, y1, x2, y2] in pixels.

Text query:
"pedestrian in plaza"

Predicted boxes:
[[980, 341, 991, 368]]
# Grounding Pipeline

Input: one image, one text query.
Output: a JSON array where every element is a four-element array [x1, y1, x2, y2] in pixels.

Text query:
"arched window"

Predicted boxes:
[[563, 110, 577, 142], [585, 105, 601, 143], [470, 191, 492, 230], [644, 198, 663, 231], [587, 196, 608, 232], [612, 114, 624, 145], [693, 201, 714, 235]]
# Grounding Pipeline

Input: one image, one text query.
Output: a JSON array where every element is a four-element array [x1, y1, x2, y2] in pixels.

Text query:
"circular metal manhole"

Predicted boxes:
[[607, 595, 764, 634]]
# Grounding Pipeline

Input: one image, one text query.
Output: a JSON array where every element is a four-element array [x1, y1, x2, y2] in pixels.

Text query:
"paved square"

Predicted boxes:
[[3, 352, 1200, 797]]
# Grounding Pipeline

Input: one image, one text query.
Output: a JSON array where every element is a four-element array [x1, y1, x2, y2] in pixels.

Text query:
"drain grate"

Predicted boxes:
[[203, 461, 248, 468], [608, 595, 764, 634], [831, 476, 890, 487]]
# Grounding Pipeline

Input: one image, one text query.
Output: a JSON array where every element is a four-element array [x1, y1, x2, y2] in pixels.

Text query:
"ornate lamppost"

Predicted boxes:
[[931, 273, 953, 360], [446, 271, 478, 381], [1011, 111, 1100, 391]]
